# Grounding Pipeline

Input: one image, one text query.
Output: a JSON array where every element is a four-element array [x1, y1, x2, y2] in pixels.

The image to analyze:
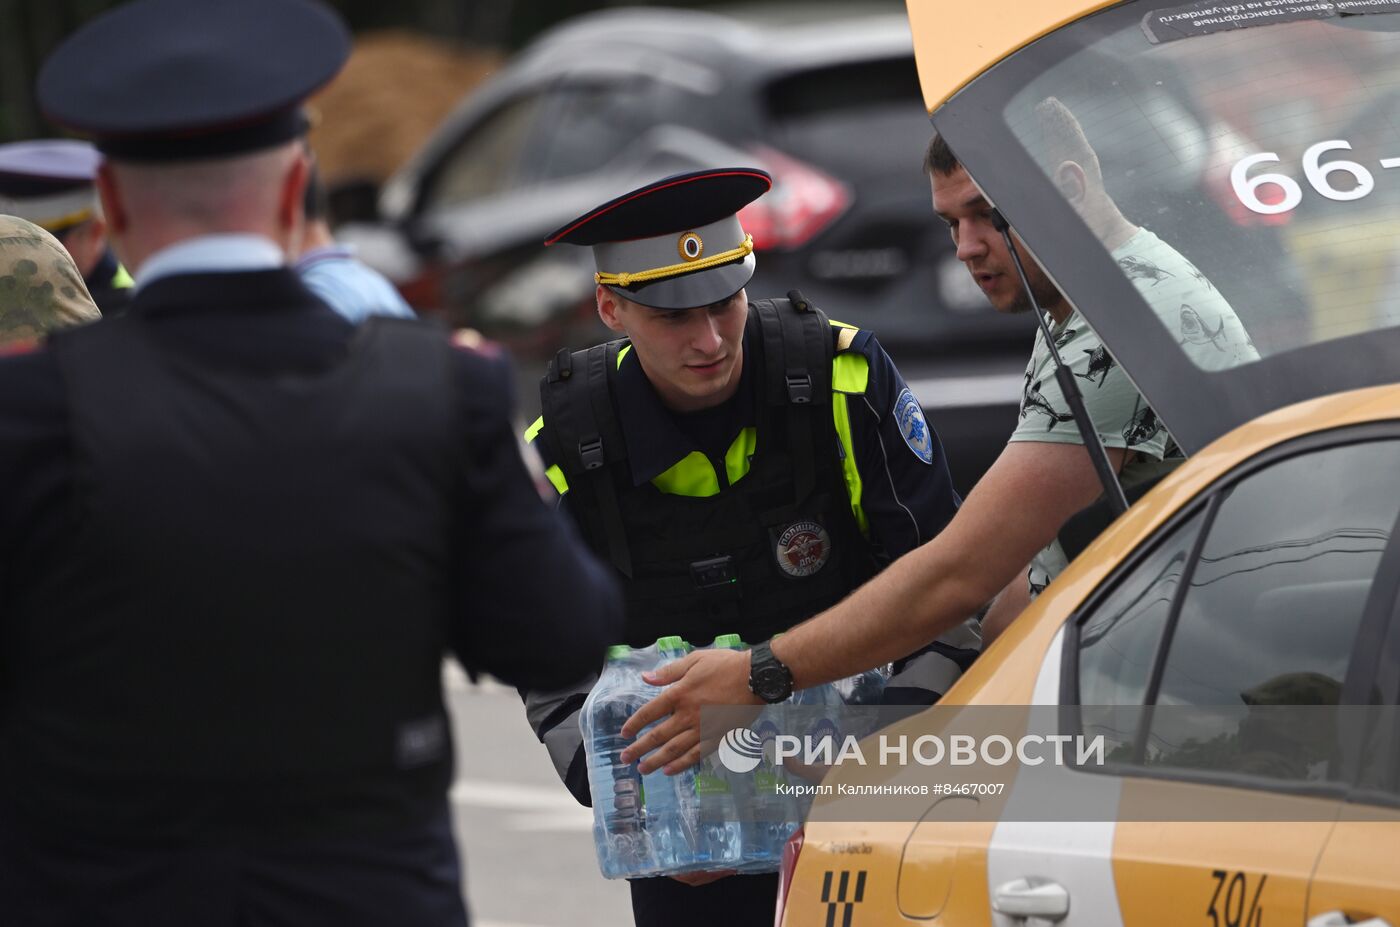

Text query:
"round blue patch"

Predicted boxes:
[[894, 388, 933, 465]]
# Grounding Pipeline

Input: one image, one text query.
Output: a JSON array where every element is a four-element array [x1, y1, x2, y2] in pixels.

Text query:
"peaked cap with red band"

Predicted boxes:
[[37, 0, 349, 162], [546, 168, 771, 310]]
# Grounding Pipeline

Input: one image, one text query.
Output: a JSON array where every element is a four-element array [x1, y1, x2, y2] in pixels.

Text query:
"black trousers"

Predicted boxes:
[[630, 872, 779, 927]]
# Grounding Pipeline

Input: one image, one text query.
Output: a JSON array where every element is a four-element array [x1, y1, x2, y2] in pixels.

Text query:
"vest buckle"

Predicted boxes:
[[578, 436, 606, 471], [785, 371, 813, 404]]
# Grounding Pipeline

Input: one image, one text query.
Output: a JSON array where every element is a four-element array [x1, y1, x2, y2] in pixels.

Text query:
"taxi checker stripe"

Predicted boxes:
[[821, 870, 867, 927], [820, 869, 864, 903]]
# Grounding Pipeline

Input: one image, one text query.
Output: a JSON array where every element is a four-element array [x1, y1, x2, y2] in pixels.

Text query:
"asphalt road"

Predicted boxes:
[[445, 667, 634, 927]]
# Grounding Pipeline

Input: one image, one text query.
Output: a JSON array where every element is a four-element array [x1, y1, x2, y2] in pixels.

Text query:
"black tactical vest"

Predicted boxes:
[[538, 295, 876, 648], [6, 314, 459, 838]]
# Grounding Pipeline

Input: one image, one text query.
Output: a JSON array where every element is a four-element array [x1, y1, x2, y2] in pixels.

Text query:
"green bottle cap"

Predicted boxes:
[[606, 644, 632, 660], [712, 633, 745, 648], [655, 635, 686, 651]]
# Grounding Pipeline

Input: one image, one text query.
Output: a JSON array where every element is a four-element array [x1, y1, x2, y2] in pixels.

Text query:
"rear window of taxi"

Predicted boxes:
[[1000, 8, 1400, 369]]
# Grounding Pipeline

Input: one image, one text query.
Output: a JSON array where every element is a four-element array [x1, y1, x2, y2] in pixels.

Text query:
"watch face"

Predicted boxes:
[[753, 664, 790, 701]]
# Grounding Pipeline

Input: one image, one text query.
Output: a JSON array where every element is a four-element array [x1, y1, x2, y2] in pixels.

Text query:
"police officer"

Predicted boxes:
[[0, 2, 621, 925], [523, 168, 979, 927], [294, 160, 417, 323], [0, 139, 135, 314]]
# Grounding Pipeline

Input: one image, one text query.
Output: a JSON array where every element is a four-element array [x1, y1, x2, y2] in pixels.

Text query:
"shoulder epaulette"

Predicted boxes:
[[832, 323, 859, 353]]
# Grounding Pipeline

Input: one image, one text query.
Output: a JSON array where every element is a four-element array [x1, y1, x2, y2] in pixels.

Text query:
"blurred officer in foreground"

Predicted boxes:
[[0, 214, 102, 345], [0, 1, 621, 925], [0, 139, 134, 314], [523, 168, 974, 927], [294, 160, 417, 323]]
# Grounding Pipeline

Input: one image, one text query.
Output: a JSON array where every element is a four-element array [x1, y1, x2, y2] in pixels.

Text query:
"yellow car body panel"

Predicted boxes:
[[904, 0, 1120, 113], [1113, 808, 1338, 927], [1310, 812, 1400, 925], [789, 817, 1000, 926], [783, 821, 938, 926], [781, 384, 1400, 927]]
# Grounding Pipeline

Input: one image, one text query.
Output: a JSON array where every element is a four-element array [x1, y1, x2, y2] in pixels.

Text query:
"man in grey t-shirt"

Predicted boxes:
[[996, 94, 1260, 613], [1014, 222, 1256, 593], [966, 96, 1256, 633]]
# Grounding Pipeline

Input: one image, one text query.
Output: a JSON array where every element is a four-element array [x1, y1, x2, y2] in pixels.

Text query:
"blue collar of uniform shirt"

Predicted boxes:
[[614, 316, 758, 488], [291, 242, 355, 273], [133, 234, 286, 291]]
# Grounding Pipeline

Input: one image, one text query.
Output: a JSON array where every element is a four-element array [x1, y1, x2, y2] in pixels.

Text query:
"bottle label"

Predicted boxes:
[[754, 769, 779, 793], [694, 768, 732, 796]]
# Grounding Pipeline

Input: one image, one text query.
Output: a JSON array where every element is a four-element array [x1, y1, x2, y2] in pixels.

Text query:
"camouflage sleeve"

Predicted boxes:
[[0, 217, 101, 347]]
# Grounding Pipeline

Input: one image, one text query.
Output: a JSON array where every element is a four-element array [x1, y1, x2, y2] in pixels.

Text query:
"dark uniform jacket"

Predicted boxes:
[[84, 247, 133, 316], [523, 304, 980, 807], [0, 266, 622, 927]]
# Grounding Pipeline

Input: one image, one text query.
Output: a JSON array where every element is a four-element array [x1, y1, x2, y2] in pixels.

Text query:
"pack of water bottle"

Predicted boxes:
[[582, 633, 890, 879]]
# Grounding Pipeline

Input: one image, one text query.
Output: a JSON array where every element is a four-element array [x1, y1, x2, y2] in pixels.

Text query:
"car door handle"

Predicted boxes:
[[993, 878, 1070, 920], [1308, 913, 1393, 927]]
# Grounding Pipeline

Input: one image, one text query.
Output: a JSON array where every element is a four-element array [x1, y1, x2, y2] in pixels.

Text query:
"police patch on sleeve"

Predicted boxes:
[[894, 388, 933, 464]]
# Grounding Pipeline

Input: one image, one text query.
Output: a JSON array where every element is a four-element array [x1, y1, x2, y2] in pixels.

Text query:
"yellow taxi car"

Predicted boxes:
[[778, 1, 1400, 924]]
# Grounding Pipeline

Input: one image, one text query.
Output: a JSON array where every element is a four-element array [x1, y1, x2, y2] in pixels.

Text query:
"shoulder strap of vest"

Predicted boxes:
[[753, 289, 834, 507], [539, 340, 633, 577]]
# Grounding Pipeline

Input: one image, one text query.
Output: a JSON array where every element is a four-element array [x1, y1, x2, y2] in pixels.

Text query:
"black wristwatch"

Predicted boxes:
[[748, 640, 795, 703]]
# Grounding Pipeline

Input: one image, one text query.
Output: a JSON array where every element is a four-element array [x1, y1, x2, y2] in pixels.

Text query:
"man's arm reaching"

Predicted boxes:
[[620, 439, 1126, 773], [981, 574, 1032, 649]]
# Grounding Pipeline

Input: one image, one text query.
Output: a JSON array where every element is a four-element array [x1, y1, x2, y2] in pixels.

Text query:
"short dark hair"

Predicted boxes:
[[922, 132, 961, 177]]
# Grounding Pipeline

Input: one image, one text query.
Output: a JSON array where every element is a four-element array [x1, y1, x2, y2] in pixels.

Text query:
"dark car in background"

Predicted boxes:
[[344, 5, 1035, 493]]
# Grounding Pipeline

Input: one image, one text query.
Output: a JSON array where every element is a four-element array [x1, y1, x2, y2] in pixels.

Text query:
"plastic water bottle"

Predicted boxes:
[[835, 664, 892, 706], [641, 636, 698, 873], [737, 706, 792, 872], [792, 679, 844, 765], [719, 633, 803, 872], [791, 678, 844, 711], [581, 644, 653, 879], [691, 633, 744, 870], [786, 679, 843, 823]]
